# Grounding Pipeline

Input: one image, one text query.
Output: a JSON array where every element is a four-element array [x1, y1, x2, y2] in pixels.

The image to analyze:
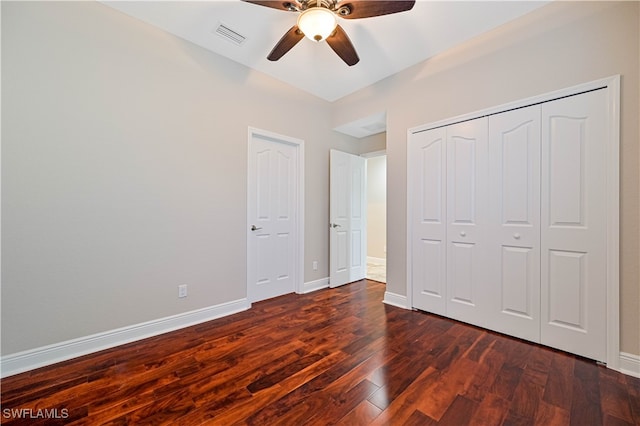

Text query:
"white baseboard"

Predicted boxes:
[[301, 277, 329, 294], [367, 256, 387, 266], [383, 291, 409, 309], [618, 352, 640, 378], [0, 298, 251, 378]]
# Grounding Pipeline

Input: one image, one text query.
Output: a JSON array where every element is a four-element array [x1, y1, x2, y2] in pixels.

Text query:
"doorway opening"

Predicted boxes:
[[332, 112, 388, 287], [363, 151, 386, 283]]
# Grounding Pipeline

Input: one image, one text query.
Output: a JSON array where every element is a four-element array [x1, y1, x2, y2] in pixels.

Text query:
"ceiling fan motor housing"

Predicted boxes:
[[288, 0, 352, 15], [305, 0, 336, 10]]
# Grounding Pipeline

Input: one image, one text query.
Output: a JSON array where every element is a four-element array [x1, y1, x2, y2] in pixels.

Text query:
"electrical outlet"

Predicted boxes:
[[312, 261, 318, 271], [178, 284, 187, 298]]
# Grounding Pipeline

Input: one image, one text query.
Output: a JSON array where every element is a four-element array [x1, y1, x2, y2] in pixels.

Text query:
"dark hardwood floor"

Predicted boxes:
[[1, 280, 638, 425]]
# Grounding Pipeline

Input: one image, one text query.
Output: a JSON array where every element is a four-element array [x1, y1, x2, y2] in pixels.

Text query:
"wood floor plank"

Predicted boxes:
[[367, 347, 443, 412], [626, 375, 640, 424], [533, 400, 570, 426], [508, 370, 545, 421], [310, 379, 380, 424], [492, 363, 525, 401], [432, 325, 483, 371], [369, 366, 440, 426], [336, 400, 382, 425], [469, 393, 511, 426], [525, 345, 554, 377], [243, 337, 386, 425], [600, 374, 635, 424], [245, 351, 326, 393], [438, 394, 479, 425], [502, 338, 535, 370], [463, 341, 506, 402], [402, 409, 438, 426], [1, 280, 637, 426], [503, 412, 535, 426], [543, 351, 575, 411], [570, 357, 604, 426], [603, 414, 634, 426], [414, 357, 479, 420], [464, 331, 496, 362], [316, 343, 398, 404]]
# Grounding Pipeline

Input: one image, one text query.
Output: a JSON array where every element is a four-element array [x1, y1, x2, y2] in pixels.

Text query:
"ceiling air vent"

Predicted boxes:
[[215, 23, 246, 46]]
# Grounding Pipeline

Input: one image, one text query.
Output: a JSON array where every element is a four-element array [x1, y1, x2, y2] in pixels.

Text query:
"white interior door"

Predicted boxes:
[[541, 89, 608, 362], [248, 130, 301, 302], [330, 149, 366, 288], [487, 105, 541, 342], [445, 118, 489, 326], [409, 127, 447, 315]]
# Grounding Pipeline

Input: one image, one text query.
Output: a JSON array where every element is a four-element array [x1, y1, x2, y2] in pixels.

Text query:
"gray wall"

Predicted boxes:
[[1, 1, 359, 354], [332, 1, 640, 356]]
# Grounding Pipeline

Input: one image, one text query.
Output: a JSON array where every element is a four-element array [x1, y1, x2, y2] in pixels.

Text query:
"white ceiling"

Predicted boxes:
[[102, 0, 548, 104]]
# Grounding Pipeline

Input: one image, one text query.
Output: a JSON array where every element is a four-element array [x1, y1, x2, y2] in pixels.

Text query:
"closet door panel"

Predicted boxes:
[[451, 136, 476, 223], [415, 239, 445, 300], [446, 118, 489, 325], [501, 246, 534, 316], [541, 89, 607, 362], [487, 105, 541, 342], [548, 249, 586, 328], [410, 128, 447, 314], [450, 242, 475, 304]]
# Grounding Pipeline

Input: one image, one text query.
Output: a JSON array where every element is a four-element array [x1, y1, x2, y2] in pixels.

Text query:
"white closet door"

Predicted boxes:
[[409, 127, 447, 315], [446, 118, 489, 325], [487, 105, 541, 342], [541, 89, 608, 362]]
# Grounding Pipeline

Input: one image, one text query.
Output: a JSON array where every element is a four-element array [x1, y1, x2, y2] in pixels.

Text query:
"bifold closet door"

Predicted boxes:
[[487, 105, 541, 342], [540, 89, 608, 362], [445, 118, 489, 326], [409, 118, 489, 321], [409, 127, 447, 315], [409, 85, 612, 363]]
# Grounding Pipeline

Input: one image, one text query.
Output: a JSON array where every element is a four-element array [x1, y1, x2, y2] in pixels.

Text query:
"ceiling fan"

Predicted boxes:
[[242, 0, 416, 66]]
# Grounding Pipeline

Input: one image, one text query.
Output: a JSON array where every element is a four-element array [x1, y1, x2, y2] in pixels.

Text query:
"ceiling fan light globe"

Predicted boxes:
[[297, 7, 337, 42]]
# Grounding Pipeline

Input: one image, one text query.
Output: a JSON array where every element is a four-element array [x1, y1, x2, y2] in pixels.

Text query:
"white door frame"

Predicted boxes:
[[247, 127, 305, 301], [406, 75, 620, 370]]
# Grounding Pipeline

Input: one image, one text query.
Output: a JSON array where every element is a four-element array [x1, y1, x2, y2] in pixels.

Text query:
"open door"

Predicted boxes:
[[330, 150, 367, 287]]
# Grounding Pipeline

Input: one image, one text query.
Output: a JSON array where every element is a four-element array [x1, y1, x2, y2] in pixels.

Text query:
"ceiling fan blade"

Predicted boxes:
[[267, 26, 304, 61], [326, 25, 359, 66], [336, 0, 415, 19], [241, 1, 301, 12]]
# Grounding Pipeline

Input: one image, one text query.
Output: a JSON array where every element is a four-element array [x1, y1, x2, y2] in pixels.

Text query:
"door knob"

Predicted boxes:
[[513, 233, 521, 240], [459, 231, 466, 237], [330, 223, 341, 228], [251, 225, 262, 231]]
